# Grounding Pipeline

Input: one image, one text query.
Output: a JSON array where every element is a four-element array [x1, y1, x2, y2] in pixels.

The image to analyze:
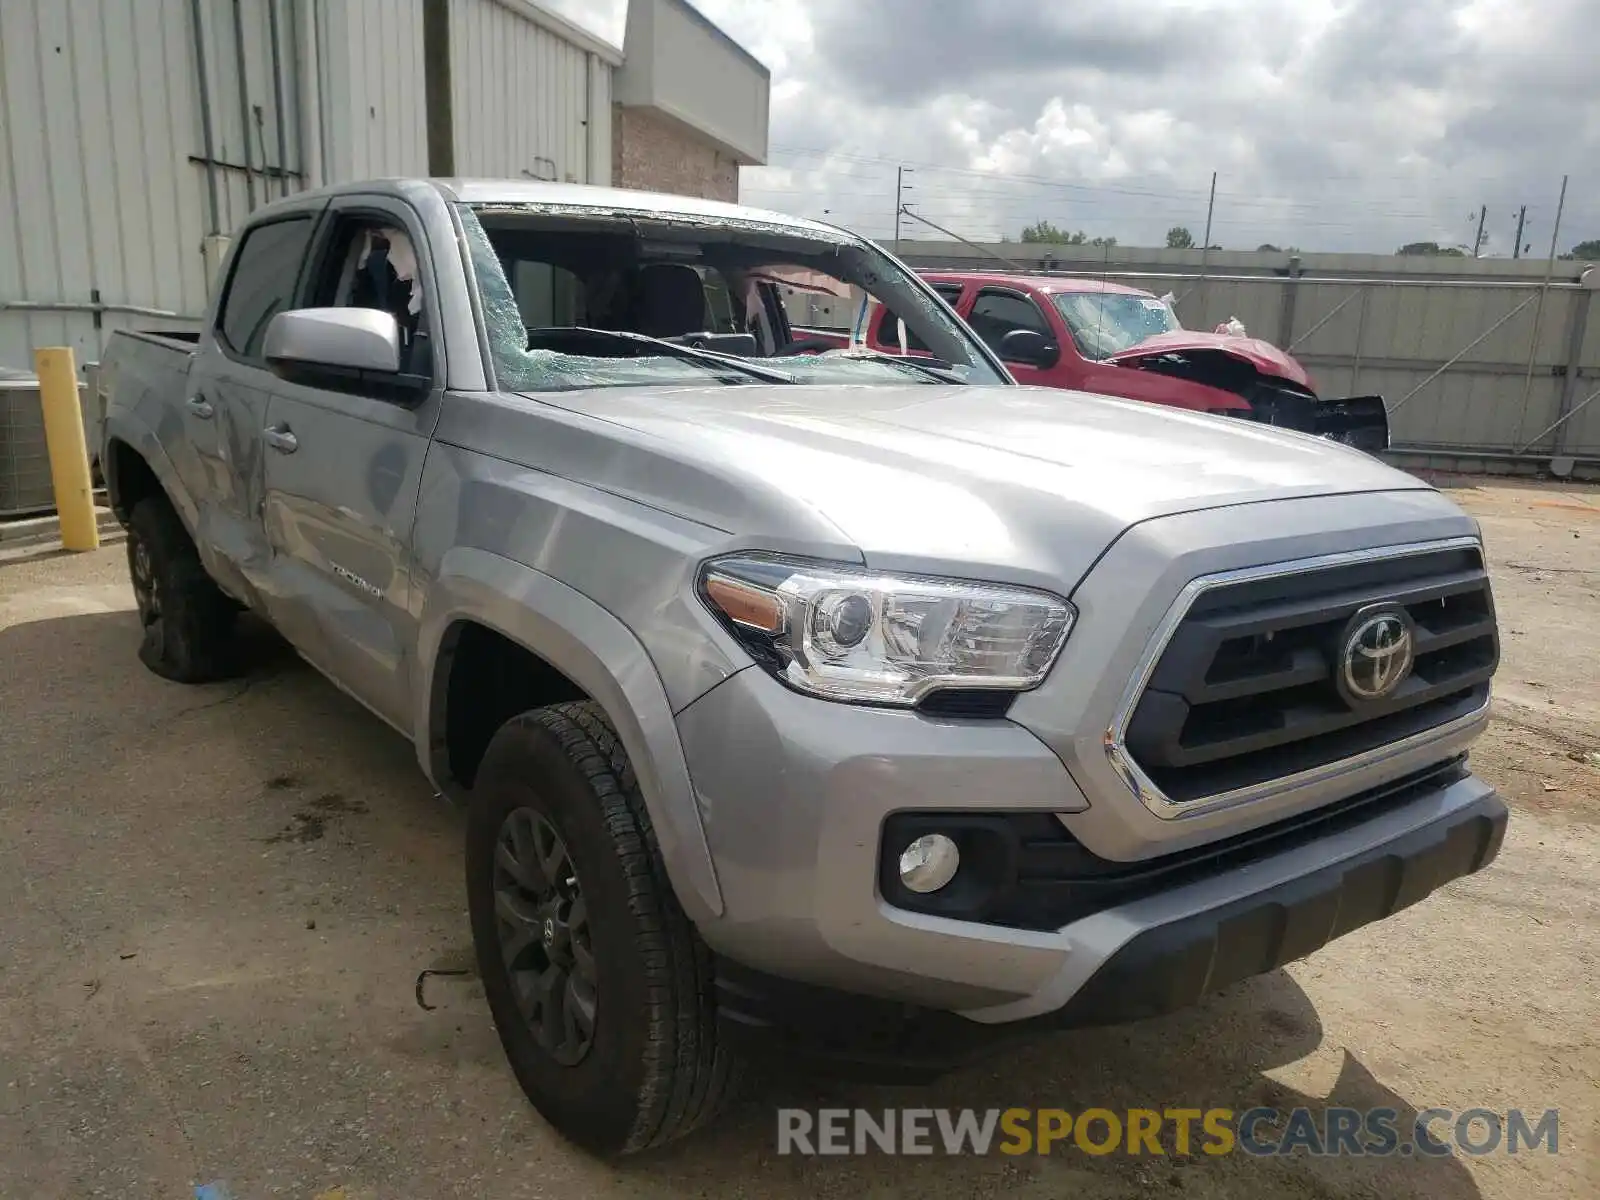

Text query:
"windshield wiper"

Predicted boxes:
[[568, 327, 795, 384], [824, 348, 968, 384]]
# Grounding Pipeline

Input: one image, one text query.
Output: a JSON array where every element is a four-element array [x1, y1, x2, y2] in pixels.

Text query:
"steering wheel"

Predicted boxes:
[[772, 337, 839, 357]]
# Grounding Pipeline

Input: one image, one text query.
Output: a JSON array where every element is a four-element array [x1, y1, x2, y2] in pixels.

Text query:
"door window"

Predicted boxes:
[[309, 217, 433, 376], [968, 290, 1052, 359], [217, 217, 315, 359]]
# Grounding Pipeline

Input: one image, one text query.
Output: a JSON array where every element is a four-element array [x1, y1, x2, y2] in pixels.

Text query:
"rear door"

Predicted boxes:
[[257, 195, 444, 731], [190, 214, 320, 604]]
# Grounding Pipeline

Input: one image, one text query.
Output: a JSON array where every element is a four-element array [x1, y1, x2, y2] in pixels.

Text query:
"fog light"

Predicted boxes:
[[898, 833, 960, 893]]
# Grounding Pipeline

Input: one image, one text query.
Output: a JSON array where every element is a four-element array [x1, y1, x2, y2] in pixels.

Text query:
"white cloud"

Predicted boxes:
[[548, 0, 1600, 253]]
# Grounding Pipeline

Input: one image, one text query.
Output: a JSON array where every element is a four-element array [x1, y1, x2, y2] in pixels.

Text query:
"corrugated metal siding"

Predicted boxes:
[[1, 0, 612, 372], [195, 0, 304, 228], [0, 0, 212, 367], [449, 0, 606, 183], [318, 0, 427, 180], [0, 0, 307, 370]]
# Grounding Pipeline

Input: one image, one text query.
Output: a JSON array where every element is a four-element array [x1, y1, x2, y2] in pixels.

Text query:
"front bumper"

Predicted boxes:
[[678, 664, 1507, 1029], [1251, 391, 1390, 455], [1039, 782, 1504, 1028], [706, 753, 1505, 1076]]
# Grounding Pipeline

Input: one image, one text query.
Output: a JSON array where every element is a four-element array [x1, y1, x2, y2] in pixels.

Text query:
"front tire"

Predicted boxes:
[[125, 495, 237, 683], [466, 701, 738, 1155]]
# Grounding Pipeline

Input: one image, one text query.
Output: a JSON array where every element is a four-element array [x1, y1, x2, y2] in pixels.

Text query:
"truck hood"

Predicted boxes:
[[1106, 330, 1313, 389], [464, 382, 1428, 587]]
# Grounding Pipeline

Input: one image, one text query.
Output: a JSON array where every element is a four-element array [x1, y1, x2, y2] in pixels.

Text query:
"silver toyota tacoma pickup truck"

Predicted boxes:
[[100, 179, 1506, 1156]]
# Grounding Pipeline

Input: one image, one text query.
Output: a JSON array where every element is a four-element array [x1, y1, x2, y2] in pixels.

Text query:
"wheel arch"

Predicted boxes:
[[416, 547, 724, 923], [102, 413, 193, 529]]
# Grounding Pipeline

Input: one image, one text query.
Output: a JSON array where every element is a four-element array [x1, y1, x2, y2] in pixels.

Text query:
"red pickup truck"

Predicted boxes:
[[794, 271, 1389, 453]]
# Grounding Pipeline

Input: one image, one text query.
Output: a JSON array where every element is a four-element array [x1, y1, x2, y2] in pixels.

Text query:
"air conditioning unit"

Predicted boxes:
[[0, 366, 97, 518]]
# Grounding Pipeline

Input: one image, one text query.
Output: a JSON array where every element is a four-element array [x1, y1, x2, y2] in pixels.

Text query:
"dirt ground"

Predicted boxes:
[[0, 479, 1595, 1200]]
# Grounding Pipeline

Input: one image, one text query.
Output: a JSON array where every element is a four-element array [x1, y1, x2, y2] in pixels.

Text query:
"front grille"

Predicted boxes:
[[1124, 544, 1497, 804]]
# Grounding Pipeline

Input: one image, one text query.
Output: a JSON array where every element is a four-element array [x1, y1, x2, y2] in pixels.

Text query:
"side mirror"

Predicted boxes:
[[999, 328, 1060, 368], [265, 308, 401, 373], [264, 308, 428, 401]]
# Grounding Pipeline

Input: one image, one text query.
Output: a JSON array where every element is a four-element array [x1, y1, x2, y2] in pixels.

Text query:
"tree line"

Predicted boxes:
[[1015, 220, 1600, 260]]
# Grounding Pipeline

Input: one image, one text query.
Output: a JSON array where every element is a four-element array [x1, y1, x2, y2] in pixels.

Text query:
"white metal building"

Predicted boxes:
[[0, 0, 768, 370]]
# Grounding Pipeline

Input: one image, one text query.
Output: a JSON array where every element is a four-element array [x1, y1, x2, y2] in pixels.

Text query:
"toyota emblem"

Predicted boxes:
[[1337, 606, 1415, 704]]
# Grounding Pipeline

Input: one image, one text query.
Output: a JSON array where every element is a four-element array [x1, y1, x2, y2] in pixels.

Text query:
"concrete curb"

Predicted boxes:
[[0, 508, 125, 566], [0, 528, 126, 567], [0, 507, 122, 548]]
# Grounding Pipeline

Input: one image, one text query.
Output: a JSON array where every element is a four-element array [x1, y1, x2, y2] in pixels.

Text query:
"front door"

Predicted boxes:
[[965, 287, 1061, 385], [258, 198, 445, 731]]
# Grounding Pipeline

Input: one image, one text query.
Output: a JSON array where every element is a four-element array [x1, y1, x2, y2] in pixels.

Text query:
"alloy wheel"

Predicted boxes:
[[129, 536, 161, 628], [492, 808, 598, 1066]]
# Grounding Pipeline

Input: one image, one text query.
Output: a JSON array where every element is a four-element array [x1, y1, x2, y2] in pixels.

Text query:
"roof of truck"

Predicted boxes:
[[246, 178, 862, 243], [437, 178, 844, 237], [920, 270, 1160, 298]]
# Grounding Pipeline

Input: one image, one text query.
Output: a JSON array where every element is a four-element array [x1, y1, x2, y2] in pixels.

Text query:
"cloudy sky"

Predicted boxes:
[[549, 0, 1599, 255]]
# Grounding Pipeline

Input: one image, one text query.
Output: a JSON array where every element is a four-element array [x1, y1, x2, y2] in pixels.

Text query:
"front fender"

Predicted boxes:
[[414, 547, 724, 923]]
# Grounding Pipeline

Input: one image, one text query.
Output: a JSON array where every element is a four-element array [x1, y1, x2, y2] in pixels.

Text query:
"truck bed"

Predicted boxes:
[[99, 329, 198, 468], [117, 329, 202, 352]]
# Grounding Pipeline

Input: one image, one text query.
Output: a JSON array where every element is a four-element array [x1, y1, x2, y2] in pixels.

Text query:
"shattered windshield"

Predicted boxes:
[[1050, 291, 1181, 361], [459, 203, 1005, 391]]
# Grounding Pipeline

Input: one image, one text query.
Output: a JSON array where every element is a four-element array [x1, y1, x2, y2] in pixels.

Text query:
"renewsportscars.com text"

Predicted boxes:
[[776, 1106, 1560, 1157]]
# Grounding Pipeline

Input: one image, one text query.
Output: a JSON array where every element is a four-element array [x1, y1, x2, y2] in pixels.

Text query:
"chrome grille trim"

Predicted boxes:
[[1105, 536, 1492, 821]]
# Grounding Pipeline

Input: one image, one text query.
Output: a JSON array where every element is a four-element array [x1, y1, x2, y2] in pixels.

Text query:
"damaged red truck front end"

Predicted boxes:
[[816, 270, 1390, 454], [1098, 326, 1392, 454]]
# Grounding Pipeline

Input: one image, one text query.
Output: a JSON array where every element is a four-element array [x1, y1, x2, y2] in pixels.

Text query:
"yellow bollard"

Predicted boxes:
[[33, 346, 100, 551]]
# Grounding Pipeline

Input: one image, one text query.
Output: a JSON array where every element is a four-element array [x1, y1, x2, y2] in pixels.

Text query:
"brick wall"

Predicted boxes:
[[611, 105, 739, 202]]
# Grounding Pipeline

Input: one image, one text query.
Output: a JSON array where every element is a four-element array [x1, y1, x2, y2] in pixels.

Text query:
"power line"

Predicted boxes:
[[769, 141, 1590, 195], [762, 142, 1591, 212], [763, 182, 1489, 226], [741, 155, 1599, 252]]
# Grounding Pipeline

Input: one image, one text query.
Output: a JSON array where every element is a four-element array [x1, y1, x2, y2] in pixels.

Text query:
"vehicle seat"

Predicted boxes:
[[630, 264, 707, 338], [350, 233, 429, 374]]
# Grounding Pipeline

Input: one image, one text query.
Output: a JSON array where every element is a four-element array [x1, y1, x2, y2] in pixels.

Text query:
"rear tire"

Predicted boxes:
[[466, 701, 739, 1155], [125, 496, 238, 683]]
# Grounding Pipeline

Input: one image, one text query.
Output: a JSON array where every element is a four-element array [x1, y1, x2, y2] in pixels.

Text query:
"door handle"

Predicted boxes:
[[263, 424, 298, 454], [186, 395, 214, 419]]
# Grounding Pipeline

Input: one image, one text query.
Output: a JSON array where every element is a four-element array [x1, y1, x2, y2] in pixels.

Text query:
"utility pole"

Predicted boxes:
[[1472, 204, 1487, 258], [1193, 171, 1217, 325], [1513, 205, 1528, 259], [893, 166, 910, 256], [1200, 171, 1217, 252], [1516, 175, 1569, 435]]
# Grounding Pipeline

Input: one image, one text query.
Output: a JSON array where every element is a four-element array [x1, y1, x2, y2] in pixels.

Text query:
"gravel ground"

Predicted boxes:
[[0, 480, 1595, 1199]]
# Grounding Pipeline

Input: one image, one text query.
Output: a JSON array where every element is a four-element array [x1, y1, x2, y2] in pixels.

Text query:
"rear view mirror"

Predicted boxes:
[[265, 308, 402, 375], [999, 328, 1060, 368]]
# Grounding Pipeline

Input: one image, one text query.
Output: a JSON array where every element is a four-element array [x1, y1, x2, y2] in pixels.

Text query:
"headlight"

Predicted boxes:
[[698, 555, 1074, 706]]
